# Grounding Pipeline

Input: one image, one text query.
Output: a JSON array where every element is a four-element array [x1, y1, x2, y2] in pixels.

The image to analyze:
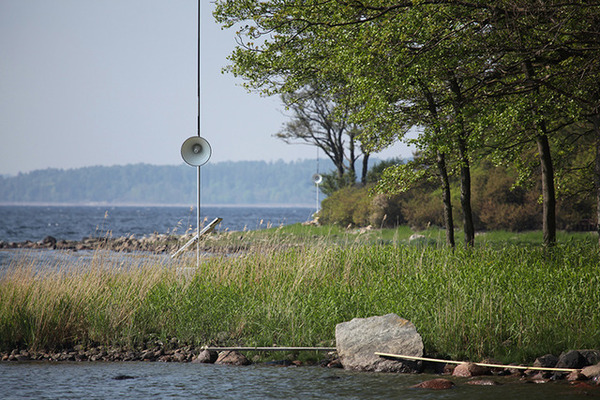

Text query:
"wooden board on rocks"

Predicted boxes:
[[335, 313, 423, 372]]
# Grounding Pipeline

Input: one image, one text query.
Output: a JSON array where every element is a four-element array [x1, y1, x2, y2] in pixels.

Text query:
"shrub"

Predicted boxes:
[[400, 188, 446, 230], [471, 164, 541, 231], [321, 159, 596, 232], [369, 193, 406, 228], [319, 186, 370, 227], [319, 186, 406, 228]]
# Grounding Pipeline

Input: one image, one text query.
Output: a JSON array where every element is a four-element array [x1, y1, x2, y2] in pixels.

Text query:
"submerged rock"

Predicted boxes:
[[411, 378, 455, 390], [113, 374, 135, 380], [466, 378, 501, 386]]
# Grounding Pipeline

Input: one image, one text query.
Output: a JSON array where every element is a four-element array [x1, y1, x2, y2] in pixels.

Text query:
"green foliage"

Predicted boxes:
[[319, 170, 357, 197], [214, 0, 600, 249], [471, 163, 541, 231], [365, 158, 405, 184], [1, 233, 599, 363], [324, 160, 594, 232], [319, 184, 407, 229], [319, 186, 370, 227]]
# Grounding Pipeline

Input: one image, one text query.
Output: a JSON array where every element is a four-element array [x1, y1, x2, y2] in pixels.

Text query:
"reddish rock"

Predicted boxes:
[[452, 362, 490, 377], [215, 351, 251, 366], [411, 378, 455, 390], [572, 381, 595, 390], [567, 371, 587, 381], [582, 363, 600, 379], [443, 363, 456, 375]]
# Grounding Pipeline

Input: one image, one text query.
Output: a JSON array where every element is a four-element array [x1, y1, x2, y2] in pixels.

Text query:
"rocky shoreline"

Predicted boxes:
[[0, 234, 188, 253], [2, 344, 600, 386], [2, 240, 600, 391], [0, 343, 337, 367]]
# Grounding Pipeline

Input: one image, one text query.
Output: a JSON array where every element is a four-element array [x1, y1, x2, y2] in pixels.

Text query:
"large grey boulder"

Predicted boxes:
[[335, 313, 424, 372]]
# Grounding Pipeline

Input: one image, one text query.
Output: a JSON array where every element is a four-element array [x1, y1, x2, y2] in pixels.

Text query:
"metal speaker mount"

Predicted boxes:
[[181, 136, 212, 166], [312, 173, 323, 185]]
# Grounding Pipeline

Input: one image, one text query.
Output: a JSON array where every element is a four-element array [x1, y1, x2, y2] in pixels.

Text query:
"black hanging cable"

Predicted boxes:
[[196, 0, 201, 267], [197, 0, 201, 138]]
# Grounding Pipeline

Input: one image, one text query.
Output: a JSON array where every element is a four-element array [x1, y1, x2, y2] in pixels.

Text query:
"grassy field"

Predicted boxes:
[[1, 225, 598, 364]]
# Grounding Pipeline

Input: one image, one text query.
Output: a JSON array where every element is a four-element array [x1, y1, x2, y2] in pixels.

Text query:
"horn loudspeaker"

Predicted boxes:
[[181, 136, 212, 166]]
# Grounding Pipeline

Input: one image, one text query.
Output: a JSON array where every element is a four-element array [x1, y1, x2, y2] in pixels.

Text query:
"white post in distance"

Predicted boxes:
[[180, 136, 212, 267], [312, 173, 323, 215]]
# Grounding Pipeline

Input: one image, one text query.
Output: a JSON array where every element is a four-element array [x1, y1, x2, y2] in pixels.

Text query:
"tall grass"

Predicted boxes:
[[1, 230, 599, 364]]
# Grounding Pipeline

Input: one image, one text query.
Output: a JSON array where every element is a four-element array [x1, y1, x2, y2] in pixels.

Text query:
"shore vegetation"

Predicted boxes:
[[1, 225, 598, 364]]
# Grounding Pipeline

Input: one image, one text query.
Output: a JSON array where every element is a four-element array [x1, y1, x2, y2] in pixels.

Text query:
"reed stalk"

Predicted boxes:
[[1, 229, 598, 363]]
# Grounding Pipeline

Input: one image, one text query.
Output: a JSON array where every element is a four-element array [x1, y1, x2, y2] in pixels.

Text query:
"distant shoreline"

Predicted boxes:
[[0, 202, 313, 208]]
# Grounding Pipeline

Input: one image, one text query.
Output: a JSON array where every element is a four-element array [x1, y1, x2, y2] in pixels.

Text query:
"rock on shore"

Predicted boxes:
[[335, 313, 424, 373]]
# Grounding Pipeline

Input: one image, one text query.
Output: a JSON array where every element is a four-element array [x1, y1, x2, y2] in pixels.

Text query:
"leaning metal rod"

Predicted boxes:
[[375, 352, 578, 373], [171, 218, 222, 259], [203, 347, 337, 352]]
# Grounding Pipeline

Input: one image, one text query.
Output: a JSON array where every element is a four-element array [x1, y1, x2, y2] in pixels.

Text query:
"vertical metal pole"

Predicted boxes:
[[316, 183, 319, 214], [316, 148, 320, 214], [197, 166, 200, 268]]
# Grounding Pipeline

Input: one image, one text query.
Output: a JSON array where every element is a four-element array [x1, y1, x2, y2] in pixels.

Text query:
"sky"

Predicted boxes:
[[0, 0, 414, 176]]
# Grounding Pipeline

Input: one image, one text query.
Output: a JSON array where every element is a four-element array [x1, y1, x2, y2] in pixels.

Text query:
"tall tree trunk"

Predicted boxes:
[[348, 131, 356, 183], [335, 163, 344, 180], [418, 78, 455, 247], [361, 153, 369, 185], [524, 60, 556, 247], [448, 76, 475, 247], [437, 151, 455, 248], [536, 130, 556, 247], [591, 115, 600, 247], [457, 137, 475, 247], [597, 133, 600, 248]]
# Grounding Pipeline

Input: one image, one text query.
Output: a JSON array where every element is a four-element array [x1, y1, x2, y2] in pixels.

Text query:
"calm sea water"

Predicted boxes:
[[0, 205, 315, 243], [0, 362, 592, 400]]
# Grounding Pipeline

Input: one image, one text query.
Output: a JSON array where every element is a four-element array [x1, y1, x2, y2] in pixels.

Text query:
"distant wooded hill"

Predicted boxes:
[[0, 160, 337, 206]]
